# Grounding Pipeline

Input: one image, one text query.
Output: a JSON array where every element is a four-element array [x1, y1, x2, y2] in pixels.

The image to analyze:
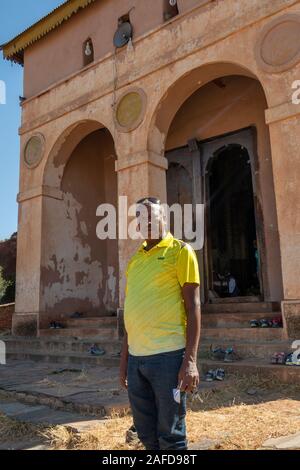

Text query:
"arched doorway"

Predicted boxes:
[[163, 72, 283, 303], [40, 123, 118, 328], [205, 140, 261, 298]]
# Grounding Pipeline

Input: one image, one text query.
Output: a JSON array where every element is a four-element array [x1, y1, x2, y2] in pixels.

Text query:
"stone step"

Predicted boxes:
[[202, 327, 285, 341], [39, 327, 118, 340], [6, 350, 120, 367], [200, 339, 291, 359], [64, 317, 118, 328], [199, 359, 300, 384], [202, 312, 281, 328], [208, 296, 262, 303], [4, 337, 122, 355], [203, 302, 279, 314]]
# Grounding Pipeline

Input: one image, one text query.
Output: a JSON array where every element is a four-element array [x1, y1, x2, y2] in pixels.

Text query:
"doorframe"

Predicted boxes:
[[199, 127, 266, 302]]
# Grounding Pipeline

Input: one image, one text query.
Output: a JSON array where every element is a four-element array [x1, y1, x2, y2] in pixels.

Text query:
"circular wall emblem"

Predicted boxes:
[[256, 15, 300, 73], [115, 88, 147, 132], [24, 134, 45, 168]]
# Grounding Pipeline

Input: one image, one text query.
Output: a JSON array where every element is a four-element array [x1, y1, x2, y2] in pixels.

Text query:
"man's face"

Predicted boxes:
[[136, 203, 165, 240]]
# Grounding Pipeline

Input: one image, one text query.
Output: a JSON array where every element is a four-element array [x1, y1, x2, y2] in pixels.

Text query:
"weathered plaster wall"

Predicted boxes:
[[13, 0, 300, 333], [24, 0, 169, 98], [39, 129, 118, 327]]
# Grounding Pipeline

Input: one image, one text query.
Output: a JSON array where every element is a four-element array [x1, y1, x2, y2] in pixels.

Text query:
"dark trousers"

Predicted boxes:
[[127, 348, 187, 450]]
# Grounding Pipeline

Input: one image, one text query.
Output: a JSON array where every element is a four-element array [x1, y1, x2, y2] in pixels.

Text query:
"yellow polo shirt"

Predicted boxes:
[[124, 232, 200, 356]]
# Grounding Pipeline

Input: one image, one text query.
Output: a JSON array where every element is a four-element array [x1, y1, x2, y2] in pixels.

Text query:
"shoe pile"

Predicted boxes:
[[250, 317, 283, 328], [210, 346, 241, 362], [205, 368, 225, 382], [271, 351, 300, 366]]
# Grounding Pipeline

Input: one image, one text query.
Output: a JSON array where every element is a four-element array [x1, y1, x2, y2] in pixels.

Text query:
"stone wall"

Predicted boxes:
[[0, 303, 14, 331]]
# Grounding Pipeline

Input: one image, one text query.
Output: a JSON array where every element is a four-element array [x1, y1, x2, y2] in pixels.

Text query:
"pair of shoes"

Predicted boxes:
[[210, 345, 240, 362], [88, 344, 105, 356], [251, 317, 283, 328], [205, 368, 225, 382], [270, 351, 286, 364], [49, 321, 65, 329]]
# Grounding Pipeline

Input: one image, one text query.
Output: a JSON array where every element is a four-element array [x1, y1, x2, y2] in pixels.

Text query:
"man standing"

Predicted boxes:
[[119, 197, 201, 451]]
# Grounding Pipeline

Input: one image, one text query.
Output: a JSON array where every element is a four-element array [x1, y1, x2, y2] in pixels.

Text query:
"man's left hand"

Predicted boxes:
[[178, 359, 199, 393]]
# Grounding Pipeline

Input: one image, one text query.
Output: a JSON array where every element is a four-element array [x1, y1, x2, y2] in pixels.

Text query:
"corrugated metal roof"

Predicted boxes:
[[0, 0, 98, 65]]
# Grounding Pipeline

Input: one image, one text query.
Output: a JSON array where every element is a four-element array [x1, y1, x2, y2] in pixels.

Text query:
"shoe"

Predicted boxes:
[[215, 368, 225, 381], [271, 317, 283, 328], [54, 322, 65, 329], [271, 352, 286, 364], [250, 320, 260, 328], [89, 344, 105, 356], [260, 319, 272, 328], [205, 370, 216, 382], [126, 425, 138, 444], [49, 322, 56, 329], [285, 352, 300, 366], [224, 347, 240, 362], [210, 346, 226, 361]]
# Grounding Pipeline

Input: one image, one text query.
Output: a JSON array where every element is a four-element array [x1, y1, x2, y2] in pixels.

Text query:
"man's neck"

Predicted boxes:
[[144, 231, 167, 251]]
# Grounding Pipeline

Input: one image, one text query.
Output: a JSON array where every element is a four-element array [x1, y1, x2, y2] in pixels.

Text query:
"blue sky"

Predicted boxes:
[[0, 0, 65, 241]]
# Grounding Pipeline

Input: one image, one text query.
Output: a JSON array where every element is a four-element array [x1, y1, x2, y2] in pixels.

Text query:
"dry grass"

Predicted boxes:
[[1, 374, 300, 450]]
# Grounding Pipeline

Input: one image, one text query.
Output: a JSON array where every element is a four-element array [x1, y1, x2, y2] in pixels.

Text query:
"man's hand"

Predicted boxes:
[[119, 364, 128, 389], [178, 358, 199, 393]]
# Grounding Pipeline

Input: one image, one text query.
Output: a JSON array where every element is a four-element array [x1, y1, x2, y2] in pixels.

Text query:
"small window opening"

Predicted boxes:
[[118, 13, 130, 26], [83, 38, 94, 67], [164, 0, 179, 21]]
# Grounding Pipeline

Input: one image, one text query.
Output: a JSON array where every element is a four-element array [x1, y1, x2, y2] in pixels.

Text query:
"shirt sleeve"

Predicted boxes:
[[176, 244, 200, 287]]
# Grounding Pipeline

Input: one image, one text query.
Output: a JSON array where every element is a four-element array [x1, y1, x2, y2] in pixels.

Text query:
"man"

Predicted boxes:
[[119, 197, 201, 451]]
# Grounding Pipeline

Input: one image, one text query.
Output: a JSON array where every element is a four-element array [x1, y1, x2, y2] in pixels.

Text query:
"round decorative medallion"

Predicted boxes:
[[24, 134, 45, 168], [114, 88, 147, 132], [256, 15, 300, 73]]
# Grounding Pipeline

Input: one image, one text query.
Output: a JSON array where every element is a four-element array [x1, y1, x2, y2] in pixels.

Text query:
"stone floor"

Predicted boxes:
[[0, 360, 129, 417]]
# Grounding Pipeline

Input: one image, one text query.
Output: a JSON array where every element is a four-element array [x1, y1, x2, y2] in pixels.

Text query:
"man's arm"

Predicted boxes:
[[178, 283, 201, 392], [119, 330, 129, 389]]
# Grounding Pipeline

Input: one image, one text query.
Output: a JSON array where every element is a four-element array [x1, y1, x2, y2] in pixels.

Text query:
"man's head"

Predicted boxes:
[[136, 197, 167, 241]]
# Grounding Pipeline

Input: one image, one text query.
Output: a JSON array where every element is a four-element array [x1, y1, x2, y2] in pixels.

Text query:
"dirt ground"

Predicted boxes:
[[0, 374, 299, 450]]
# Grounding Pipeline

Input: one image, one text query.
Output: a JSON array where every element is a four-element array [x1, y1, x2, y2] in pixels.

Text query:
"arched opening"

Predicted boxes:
[[206, 143, 259, 298], [162, 71, 283, 303], [40, 124, 118, 327]]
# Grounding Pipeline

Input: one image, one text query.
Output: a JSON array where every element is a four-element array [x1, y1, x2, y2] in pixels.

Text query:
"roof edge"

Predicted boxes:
[[1, 0, 97, 65]]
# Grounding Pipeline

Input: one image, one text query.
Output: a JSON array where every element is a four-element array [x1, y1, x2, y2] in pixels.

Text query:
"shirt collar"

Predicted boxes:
[[139, 231, 174, 251]]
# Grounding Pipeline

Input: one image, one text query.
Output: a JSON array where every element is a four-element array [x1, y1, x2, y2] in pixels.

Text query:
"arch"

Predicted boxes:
[[43, 119, 115, 188], [40, 119, 119, 325], [147, 61, 269, 154]]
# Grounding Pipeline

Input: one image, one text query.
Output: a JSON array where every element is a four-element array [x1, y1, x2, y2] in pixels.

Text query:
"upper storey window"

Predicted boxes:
[[164, 0, 179, 21], [83, 38, 94, 67]]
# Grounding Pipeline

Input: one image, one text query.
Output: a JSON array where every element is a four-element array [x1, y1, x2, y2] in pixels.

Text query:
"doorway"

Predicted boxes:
[[205, 143, 260, 298], [166, 128, 263, 302]]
